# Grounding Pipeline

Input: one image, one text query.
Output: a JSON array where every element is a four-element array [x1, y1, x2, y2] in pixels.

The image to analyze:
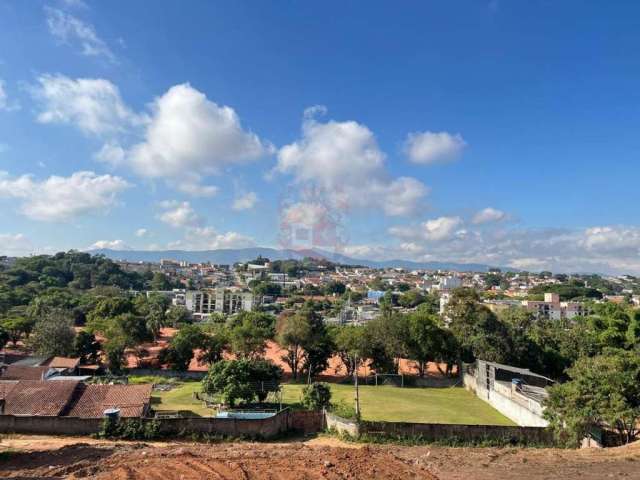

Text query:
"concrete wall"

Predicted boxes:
[[325, 411, 359, 437], [0, 409, 291, 439], [0, 416, 102, 435], [360, 421, 552, 445], [288, 410, 324, 434], [463, 373, 548, 427]]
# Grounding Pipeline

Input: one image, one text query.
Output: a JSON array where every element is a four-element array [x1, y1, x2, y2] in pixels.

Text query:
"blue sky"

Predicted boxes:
[[0, 0, 639, 274]]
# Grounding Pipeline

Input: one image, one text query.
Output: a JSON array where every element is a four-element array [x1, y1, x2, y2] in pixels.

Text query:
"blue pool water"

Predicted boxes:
[[216, 411, 276, 419]]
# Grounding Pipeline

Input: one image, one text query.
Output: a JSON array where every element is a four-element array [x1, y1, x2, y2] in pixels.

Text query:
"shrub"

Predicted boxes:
[[97, 418, 161, 440], [301, 382, 332, 411]]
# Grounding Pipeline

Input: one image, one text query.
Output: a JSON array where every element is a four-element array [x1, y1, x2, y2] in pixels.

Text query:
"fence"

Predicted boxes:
[[324, 411, 552, 445], [0, 409, 292, 439]]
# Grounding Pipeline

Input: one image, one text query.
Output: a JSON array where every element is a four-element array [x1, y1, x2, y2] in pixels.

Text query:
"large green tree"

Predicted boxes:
[[545, 349, 640, 445]]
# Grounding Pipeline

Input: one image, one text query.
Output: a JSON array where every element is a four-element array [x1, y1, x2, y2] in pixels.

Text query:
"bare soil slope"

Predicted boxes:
[[1, 436, 639, 479]]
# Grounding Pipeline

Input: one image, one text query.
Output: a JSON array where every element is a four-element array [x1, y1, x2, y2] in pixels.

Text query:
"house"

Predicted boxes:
[[0, 380, 152, 418]]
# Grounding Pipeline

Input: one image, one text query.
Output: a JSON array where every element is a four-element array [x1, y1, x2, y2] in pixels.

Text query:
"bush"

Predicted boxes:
[[301, 382, 332, 411], [97, 418, 161, 440], [330, 400, 358, 420]]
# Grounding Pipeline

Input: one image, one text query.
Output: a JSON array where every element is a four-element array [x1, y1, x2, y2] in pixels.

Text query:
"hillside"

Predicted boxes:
[[89, 247, 510, 272]]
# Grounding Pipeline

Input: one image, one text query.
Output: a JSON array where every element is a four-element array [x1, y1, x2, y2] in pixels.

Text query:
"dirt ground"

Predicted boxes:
[[1, 435, 639, 479]]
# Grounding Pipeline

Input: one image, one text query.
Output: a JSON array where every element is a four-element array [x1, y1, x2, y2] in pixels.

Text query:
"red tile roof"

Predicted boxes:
[[66, 384, 152, 418], [1, 380, 80, 416], [44, 357, 81, 369], [0, 365, 50, 381]]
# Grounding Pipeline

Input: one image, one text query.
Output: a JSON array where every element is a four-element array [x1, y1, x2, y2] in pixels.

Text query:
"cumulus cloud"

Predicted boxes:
[[88, 239, 130, 250], [390, 216, 464, 242], [45, 7, 115, 62], [135, 228, 148, 238], [0, 233, 32, 256], [157, 200, 201, 228], [232, 191, 258, 211], [374, 222, 640, 274], [32, 74, 144, 136], [472, 207, 507, 225], [404, 131, 466, 165], [0, 79, 19, 112], [276, 112, 427, 216], [169, 227, 255, 250], [0, 171, 130, 221], [127, 83, 271, 194]]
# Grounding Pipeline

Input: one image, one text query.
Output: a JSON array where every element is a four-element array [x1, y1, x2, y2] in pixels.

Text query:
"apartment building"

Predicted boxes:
[[522, 293, 588, 320], [185, 288, 255, 320]]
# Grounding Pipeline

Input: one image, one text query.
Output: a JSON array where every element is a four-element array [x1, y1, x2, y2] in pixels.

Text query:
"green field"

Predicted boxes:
[[150, 379, 513, 425]]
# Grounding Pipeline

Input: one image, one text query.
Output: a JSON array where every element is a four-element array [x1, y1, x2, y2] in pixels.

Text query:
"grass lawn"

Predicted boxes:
[[282, 384, 515, 426], [149, 380, 213, 417], [147, 379, 514, 425]]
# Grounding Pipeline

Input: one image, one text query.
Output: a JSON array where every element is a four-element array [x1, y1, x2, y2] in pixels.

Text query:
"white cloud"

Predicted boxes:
[[88, 239, 130, 250], [232, 191, 258, 211], [0, 233, 32, 256], [32, 74, 143, 136], [404, 131, 466, 165], [0, 171, 130, 222], [135, 228, 148, 238], [45, 7, 115, 61], [276, 112, 427, 216], [390, 216, 464, 242], [170, 227, 255, 250], [422, 216, 464, 241], [127, 83, 271, 194], [94, 142, 126, 166], [473, 207, 507, 225], [158, 200, 201, 228], [0, 79, 19, 112], [0, 80, 8, 111], [174, 179, 219, 198]]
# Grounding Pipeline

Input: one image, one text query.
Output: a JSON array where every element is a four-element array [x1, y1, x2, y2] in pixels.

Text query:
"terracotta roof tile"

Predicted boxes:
[[2, 380, 79, 416]]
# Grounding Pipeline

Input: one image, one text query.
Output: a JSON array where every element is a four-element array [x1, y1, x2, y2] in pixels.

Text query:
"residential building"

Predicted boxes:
[[522, 293, 588, 320], [185, 288, 255, 320]]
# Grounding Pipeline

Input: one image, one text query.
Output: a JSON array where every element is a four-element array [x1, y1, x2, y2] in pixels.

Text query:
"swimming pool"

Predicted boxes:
[[215, 411, 276, 420]]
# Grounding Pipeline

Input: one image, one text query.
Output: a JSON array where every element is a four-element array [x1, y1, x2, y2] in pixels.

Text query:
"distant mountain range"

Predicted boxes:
[[89, 247, 513, 273]]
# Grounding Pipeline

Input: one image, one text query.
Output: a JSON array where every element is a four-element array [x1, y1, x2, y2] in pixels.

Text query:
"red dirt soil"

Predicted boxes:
[[125, 329, 453, 378], [2, 437, 640, 480]]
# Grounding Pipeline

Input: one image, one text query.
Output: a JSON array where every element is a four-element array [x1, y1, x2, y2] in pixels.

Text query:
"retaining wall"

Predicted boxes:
[[325, 412, 359, 437], [360, 420, 552, 444], [0, 416, 102, 435], [463, 373, 548, 427], [0, 409, 291, 439]]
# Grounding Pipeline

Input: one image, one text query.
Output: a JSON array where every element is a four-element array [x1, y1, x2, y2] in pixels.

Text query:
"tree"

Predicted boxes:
[[201, 359, 282, 407], [104, 334, 127, 374], [363, 313, 408, 374], [446, 287, 510, 364], [160, 325, 205, 371], [324, 281, 346, 296], [545, 350, 640, 446], [331, 325, 367, 377], [397, 290, 426, 309], [29, 309, 76, 357], [404, 312, 443, 377], [0, 316, 34, 345], [150, 272, 173, 291], [0, 326, 7, 351], [277, 312, 312, 380], [166, 305, 192, 327], [228, 313, 273, 359], [74, 331, 101, 364], [144, 294, 170, 339], [301, 382, 332, 411]]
